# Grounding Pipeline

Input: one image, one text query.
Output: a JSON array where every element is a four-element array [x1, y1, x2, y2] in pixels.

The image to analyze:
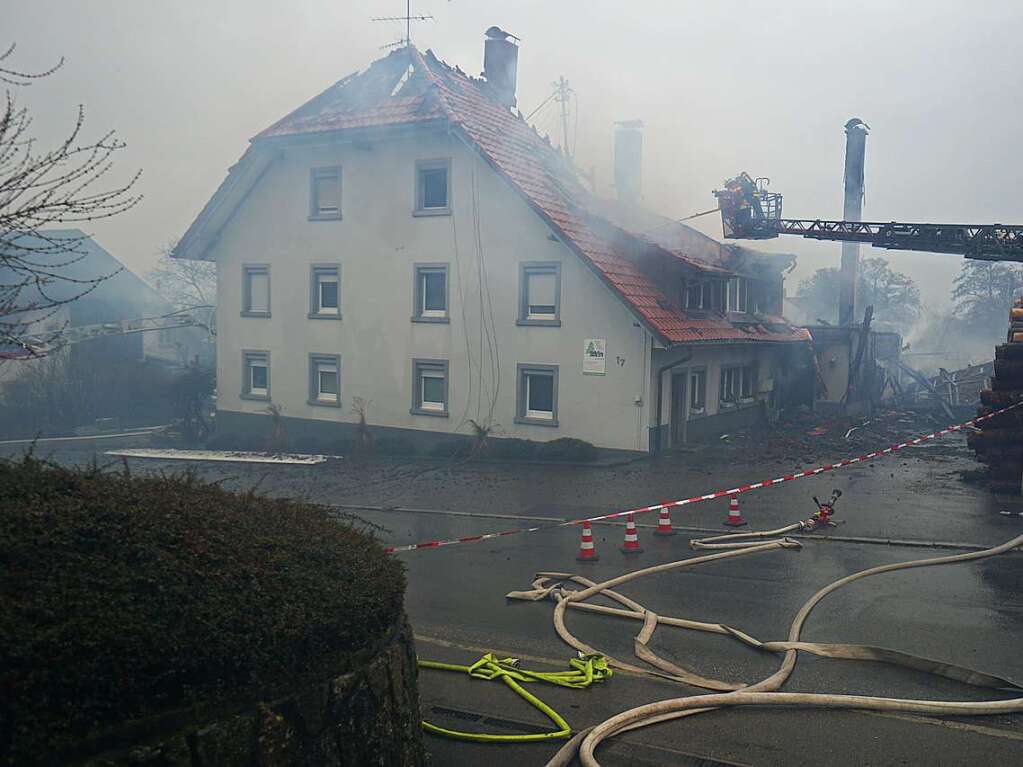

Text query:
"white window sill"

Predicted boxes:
[[515, 415, 558, 427], [308, 312, 342, 320], [240, 310, 271, 318], [410, 406, 449, 418], [413, 207, 451, 217], [240, 391, 270, 401], [308, 398, 342, 408], [412, 314, 449, 324], [516, 318, 561, 327], [308, 213, 342, 222]]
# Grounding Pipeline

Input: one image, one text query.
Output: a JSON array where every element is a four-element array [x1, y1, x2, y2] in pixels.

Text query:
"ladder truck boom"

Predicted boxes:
[[713, 172, 1023, 262], [2, 310, 211, 360]]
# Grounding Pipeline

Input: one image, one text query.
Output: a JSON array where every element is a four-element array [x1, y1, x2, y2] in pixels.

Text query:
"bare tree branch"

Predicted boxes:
[[0, 43, 142, 361], [147, 240, 216, 338]]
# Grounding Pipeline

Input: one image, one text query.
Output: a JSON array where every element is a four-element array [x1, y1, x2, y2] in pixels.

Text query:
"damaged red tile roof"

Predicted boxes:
[[255, 46, 808, 346]]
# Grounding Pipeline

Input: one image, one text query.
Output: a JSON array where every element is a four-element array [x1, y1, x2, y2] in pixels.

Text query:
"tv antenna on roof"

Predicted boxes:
[[372, 1, 434, 49]]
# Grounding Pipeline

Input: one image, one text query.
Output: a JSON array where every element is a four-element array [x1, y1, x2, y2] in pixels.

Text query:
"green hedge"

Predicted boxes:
[[0, 455, 405, 764]]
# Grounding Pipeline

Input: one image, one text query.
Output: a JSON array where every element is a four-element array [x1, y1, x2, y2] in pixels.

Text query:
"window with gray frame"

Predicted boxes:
[[308, 354, 341, 406], [515, 364, 559, 426], [309, 166, 342, 220], [414, 159, 451, 214], [411, 359, 448, 416], [242, 351, 270, 400], [517, 263, 561, 326], [412, 264, 448, 321], [309, 264, 341, 318], [242, 265, 270, 317]]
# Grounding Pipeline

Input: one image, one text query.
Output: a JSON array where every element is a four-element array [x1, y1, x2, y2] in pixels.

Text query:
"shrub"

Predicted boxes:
[[534, 437, 599, 462], [484, 437, 538, 460], [0, 455, 405, 764]]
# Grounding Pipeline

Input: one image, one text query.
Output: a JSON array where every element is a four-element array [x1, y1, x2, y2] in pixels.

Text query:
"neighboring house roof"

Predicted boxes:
[[1, 230, 170, 324], [177, 45, 808, 346]]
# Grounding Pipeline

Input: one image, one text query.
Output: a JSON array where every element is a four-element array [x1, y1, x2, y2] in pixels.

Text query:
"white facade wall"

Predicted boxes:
[[211, 130, 652, 451]]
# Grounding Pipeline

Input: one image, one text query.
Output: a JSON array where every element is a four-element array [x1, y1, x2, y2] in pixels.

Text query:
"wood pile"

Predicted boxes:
[[968, 301, 1023, 493]]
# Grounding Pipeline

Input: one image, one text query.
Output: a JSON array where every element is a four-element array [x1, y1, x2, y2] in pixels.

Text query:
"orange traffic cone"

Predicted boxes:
[[654, 503, 676, 537], [723, 495, 747, 527], [619, 513, 644, 554], [576, 520, 599, 562]]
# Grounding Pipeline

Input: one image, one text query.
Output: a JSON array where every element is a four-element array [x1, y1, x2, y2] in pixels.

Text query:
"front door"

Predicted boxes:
[[670, 372, 687, 447]]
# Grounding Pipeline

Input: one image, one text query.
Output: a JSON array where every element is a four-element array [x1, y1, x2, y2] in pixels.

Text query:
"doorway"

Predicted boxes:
[[670, 371, 687, 447]]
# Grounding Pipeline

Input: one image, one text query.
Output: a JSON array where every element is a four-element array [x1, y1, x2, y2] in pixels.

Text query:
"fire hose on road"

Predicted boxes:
[[505, 531, 1023, 767], [688, 490, 843, 550], [417, 653, 613, 743]]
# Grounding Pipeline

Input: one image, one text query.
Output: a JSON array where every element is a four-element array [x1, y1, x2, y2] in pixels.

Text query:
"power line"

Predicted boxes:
[[525, 91, 557, 121]]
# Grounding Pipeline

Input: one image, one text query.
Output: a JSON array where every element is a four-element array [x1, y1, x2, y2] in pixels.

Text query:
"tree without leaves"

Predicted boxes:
[[147, 240, 216, 337], [951, 260, 1023, 334], [0, 43, 142, 359], [796, 257, 921, 330]]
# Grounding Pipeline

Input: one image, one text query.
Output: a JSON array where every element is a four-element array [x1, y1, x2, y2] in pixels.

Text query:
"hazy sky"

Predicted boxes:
[[7, 1, 1023, 311]]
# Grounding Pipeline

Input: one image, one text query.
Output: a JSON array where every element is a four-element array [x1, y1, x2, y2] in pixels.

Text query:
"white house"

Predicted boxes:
[[174, 33, 809, 453]]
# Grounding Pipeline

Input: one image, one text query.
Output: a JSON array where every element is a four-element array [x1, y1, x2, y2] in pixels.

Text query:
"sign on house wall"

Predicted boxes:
[[583, 338, 606, 375]]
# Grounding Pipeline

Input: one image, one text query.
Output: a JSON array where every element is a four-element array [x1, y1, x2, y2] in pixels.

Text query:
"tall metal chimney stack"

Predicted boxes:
[[839, 118, 869, 326], [483, 27, 519, 107], [614, 120, 643, 204]]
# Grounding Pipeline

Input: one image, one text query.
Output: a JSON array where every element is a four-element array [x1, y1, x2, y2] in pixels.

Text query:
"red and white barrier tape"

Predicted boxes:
[[384, 401, 1023, 554]]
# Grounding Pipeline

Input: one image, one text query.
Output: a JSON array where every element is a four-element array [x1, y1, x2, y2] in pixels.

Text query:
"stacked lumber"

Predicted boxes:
[[969, 301, 1023, 493]]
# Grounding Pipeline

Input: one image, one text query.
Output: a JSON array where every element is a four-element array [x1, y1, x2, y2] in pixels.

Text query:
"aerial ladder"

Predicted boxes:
[[712, 171, 1023, 262], [712, 173, 1023, 491], [1, 309, 212, 360]]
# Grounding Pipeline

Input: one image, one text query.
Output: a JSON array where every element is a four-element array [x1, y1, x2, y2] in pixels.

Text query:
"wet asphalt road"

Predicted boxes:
[[5, 431, 1023, 765]]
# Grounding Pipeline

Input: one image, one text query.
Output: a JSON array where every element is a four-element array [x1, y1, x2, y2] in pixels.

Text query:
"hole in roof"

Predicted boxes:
[[390, 65, 414, 97]]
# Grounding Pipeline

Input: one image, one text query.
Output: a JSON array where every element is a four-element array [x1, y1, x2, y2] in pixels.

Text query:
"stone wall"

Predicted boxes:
[[77, 617, 425, 767]]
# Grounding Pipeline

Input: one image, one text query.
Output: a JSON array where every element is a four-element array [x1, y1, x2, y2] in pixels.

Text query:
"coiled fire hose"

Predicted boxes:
[[417, 652, 612, 742], [512, 532, 1023, 767]]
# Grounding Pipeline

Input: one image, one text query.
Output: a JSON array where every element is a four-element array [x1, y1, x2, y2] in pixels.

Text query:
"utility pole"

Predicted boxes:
[[554, 76, 573, 158]]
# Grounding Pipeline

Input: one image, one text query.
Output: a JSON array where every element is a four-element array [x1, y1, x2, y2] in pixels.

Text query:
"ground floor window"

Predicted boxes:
[[309, 354, 341, 406], [740, 363, 755, 399], [720, 364, 756, 406], [242, 351, 270, 400], [516, 364, 559, 425], [411, 359, 448, 416], [689, 369, 706, 415]]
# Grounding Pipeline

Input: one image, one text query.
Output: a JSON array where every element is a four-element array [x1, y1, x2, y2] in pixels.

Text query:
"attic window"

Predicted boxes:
[[390, 64, 414, 97], [726, 277, 757, 313], [414, 159, 451, 215], [517, 263, 561, 326], [309, 167, 342, 220], [684, 280, 715, 311]]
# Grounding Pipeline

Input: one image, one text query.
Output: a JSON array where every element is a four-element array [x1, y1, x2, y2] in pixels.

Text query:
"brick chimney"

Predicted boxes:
[[483, 27, 519, 107]]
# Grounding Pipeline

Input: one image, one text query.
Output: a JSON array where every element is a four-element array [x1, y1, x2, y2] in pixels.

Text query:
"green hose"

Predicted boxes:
[[418, 653, 611, 742]]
